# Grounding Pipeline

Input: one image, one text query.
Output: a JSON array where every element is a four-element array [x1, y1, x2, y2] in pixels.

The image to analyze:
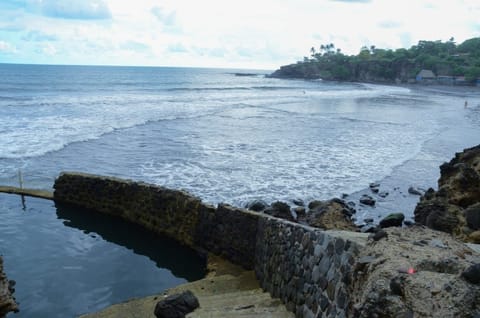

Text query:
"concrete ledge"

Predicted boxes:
[[0, 186, 53, 200], [79, 254, 294, 318]]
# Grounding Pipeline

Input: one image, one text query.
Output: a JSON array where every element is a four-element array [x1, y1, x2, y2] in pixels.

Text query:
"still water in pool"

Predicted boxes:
[[0, 193, 206, 317]]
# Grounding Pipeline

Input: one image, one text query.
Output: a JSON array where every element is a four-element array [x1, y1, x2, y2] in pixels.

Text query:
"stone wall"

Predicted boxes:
[[54, 172, 208, 247], [54, 173, 259, 269], [256, 217, 359, 318], [196, 204, 260, 269], [53, 172, 363, 317]]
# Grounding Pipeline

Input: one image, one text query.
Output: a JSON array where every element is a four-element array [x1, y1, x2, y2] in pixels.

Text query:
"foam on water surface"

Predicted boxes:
[[1, 65, 479, 211]]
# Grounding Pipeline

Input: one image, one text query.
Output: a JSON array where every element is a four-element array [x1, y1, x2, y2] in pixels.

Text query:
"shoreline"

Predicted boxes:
[[2, 157, 479, 317]]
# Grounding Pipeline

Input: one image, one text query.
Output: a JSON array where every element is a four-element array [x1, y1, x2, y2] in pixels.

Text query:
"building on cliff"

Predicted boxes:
[[416, 69, 436, 83]]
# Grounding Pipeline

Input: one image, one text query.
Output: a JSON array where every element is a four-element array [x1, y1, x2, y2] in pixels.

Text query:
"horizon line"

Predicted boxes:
[[0, 62, 275, 72]]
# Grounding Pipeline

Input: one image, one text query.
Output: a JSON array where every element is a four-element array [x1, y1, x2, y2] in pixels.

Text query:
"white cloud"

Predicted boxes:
[[150, 6, 176, 26], [42, 43, 57, 55], [2, 0, 480, 68], [0, 40, 16, 53]]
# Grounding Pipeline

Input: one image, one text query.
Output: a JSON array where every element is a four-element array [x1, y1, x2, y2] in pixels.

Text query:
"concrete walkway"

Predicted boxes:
[[0, 186, 53, 200], [79, 255, 294, 318]]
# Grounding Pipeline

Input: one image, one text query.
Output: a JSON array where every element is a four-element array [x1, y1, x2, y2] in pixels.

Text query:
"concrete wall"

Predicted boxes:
[[53, 172, 363, 317]]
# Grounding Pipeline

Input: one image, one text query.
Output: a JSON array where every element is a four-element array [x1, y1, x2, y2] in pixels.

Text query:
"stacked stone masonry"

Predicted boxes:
[[53, 172, 363, 317], [256, 218, 358, 318]]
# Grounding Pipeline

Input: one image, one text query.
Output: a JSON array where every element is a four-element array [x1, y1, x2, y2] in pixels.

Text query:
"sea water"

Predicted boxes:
[[1, 64, 479, 207], [1, 64, 480, 316]]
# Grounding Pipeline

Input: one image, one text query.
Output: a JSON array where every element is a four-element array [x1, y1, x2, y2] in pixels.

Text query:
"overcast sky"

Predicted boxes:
[[0, 0, 479, 70]]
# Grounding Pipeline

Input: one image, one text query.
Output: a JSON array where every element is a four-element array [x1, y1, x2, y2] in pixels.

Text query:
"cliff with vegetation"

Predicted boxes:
[[270, 37, 480, 84]]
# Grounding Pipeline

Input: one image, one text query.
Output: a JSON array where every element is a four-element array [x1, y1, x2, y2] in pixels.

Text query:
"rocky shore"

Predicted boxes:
[[0, 256, 18, 318], [350, 226, 480, 317], [415, 144, 480, 243], [240, 144, 480, 316], [244, 144, 480, 238]]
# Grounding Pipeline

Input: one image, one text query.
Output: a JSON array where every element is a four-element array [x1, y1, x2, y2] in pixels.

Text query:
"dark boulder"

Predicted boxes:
[[390, 276, 405, 296], [154, 290, 199, 318], [360, 224, 378, 233], [300, 199, 357, 231], [308, 200, 323, 210], [461, 264, 480, 285], [293, 206, 306, 218], [264, 201, 294, 221], [360, 194, 376, 206], [423, 188, 436, 200], [245, 200, 268, 212], [369, 183, 380, 193], [408, 186, 423, 196], [379, 213, 405, 228], [465, 203, 480, 230], [370, 229, 388, 241], [378, 191, 389, 198]]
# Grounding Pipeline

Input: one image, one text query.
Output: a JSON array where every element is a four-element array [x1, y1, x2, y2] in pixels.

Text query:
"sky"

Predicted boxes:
[[0, 0, 479, 70]]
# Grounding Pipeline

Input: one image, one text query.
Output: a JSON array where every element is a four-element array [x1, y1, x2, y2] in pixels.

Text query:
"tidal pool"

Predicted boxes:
[[0, 193, 206, 317]]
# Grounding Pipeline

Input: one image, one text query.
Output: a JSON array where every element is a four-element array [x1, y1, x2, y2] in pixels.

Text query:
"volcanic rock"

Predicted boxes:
[[408, 186, 423, 196], [379, 213, 405, 228], [245, 200, 268, 212], [154, 290, 199, 318], [350, 227, 480, 318], [0, 257, 18, 317], [359, 195, 375, 206], [414, 144, 480, 242], [300, 199, 357, 231], [462, 263, 480, 284], [264, 201, 294, 221]]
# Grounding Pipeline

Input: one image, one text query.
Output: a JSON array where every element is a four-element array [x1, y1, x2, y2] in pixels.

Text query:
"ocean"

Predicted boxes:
[[1, 64, 479, 214], [1, 63, 480, 317]]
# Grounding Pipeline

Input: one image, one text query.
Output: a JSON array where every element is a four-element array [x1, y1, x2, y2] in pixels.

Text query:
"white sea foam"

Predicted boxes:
[[3, 65, 477, 209]]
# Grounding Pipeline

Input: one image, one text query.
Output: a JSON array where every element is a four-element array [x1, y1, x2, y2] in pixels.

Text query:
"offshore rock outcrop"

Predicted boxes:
[[0, 257, 18, 318], [414, 144, 480, 242]]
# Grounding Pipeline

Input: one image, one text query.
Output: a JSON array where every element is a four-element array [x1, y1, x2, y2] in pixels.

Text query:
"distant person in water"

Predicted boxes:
[[465, 100, 468, 108]]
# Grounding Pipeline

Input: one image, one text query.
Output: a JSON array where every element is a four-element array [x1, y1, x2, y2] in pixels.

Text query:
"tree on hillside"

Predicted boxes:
[[272, 36, 480, 83], [458, 38, 480, 56]]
